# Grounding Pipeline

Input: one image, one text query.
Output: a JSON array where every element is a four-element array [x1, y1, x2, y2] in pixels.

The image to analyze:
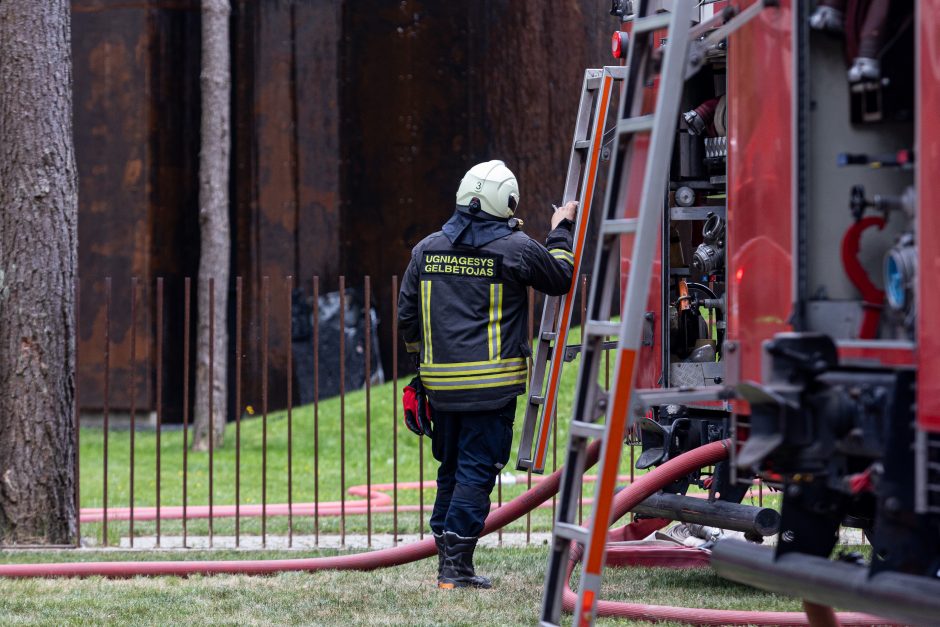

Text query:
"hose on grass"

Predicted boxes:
[[0, 437, 893, 626]]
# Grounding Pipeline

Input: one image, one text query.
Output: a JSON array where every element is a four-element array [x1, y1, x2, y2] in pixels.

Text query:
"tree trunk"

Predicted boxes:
[[0, 0, 78, 544], [193, 0, 231, 451]]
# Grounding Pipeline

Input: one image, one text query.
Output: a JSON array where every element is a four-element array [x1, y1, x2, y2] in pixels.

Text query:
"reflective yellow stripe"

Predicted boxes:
[[495, 283, 503, 359], [487, 283, 503, 360], [421, 280, 433, 363], [550, 249, 574, 265], [422, 366, 527, 382], [423, 374, 528, 391], [422, 357, 525, 370], [422, 362, 527, 377]]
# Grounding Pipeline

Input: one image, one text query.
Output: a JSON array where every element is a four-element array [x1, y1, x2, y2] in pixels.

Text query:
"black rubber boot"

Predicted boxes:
[[433, 532, 445, 581], [437, 531, 492, 589]]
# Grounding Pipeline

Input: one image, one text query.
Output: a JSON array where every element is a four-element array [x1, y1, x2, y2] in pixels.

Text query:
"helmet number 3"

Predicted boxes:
[[474, 181, 483, 191]]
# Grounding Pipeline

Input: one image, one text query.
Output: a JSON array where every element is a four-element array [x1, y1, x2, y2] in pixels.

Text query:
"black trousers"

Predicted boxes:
[[429, 398, 516, 538]]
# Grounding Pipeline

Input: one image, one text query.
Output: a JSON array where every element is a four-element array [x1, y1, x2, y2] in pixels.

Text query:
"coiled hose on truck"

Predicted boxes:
[[0, 438, 892, 626]]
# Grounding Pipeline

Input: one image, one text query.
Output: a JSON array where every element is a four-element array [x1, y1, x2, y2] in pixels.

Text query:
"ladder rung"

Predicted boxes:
[[584, 321, 620, 337], [631, 12, 671, 34], [574, 139, 591, 150], [554, 522, 589, 545], [618, 115, 655, 135], [602, 218, 638, 235], [569, 420, 606, 440]]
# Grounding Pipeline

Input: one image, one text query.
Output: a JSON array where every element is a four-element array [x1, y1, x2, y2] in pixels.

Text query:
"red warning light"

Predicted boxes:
[[611, 31, 628, 59]]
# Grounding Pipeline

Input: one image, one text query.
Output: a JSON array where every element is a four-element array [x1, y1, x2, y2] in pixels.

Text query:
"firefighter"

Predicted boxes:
[[398, 160, 576, 589]]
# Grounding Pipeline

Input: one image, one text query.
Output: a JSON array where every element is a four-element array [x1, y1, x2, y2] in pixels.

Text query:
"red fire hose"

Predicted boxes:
[[0, 441, 603, 578], [560, 439, 891, 626], [0, 439, 893, 626]]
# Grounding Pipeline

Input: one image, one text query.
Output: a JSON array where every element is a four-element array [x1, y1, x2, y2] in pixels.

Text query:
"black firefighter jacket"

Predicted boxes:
[[398, 209, 575, 412]]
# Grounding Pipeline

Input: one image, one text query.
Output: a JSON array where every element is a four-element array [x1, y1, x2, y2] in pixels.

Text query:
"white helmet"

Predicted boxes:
[[455, 160, 520, 219]]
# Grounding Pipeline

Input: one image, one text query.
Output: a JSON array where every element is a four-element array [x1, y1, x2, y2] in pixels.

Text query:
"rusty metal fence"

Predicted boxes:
[[71, 274, 642, 550]]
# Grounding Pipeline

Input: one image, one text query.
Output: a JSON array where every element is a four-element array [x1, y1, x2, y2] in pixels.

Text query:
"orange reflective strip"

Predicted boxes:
[[584, 348, 636, 575], [579, 589, 596, 627], [533, 74, 614, 471]]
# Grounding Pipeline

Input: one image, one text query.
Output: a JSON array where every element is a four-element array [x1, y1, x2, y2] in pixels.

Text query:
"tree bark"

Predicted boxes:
[[193, 0, 231, 451], [0, 0, 78, 543]]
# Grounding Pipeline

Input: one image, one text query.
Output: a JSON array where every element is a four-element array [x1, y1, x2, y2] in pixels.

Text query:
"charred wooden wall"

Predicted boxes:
[[73, 0, 612, 419], [341, 0, 613, 375]]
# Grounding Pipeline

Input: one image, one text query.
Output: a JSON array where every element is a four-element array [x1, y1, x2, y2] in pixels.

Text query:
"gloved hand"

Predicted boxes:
[[402, 376, 433, 437], [551, 201, 578, 230]]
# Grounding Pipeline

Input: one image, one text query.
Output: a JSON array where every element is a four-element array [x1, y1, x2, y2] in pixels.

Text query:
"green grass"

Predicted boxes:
[[79, 329, 663, 543], [0, 546, 806, 626], [78, 326, 777, 545]]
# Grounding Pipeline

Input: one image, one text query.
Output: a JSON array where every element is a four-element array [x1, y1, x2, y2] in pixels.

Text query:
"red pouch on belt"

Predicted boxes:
[[402, 376, 433, 437]]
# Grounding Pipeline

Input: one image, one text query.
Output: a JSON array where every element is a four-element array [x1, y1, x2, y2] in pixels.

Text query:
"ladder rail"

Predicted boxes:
[[575, 4, 693, 623], [517, 67, 617, 472], [539, 2, 694, 625], [528, 67, 619, 473], [517, 68, 599, 472]]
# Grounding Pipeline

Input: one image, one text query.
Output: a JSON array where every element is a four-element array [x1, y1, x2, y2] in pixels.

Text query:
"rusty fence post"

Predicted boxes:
[[286, 275, 294, 547], [208, 278, 215, 547], [526, 286, 533, 545], [74, 278, 81, 548], [102, 277, 111, 547], [262, 275, 270, 547], [391, 275, 399, 546], [339, 276, 346, 546], [235, 276, 243, 547], [365, 276, 372, 547], [156, 278, 163, 546], [129, 276, 138, 547], [182, 277, 191, 547], [313, 276, 320, 546]]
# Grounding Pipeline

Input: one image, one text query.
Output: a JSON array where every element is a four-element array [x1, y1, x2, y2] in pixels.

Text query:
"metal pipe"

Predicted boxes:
[[711, 539, 938, 626], [631, 492, 779, 536]]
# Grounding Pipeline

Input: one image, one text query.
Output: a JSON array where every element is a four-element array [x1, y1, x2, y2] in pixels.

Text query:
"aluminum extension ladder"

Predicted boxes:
[[539, 3, 694, 626], [539, 2, 780, 626], [516, 64, 625, 475]]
